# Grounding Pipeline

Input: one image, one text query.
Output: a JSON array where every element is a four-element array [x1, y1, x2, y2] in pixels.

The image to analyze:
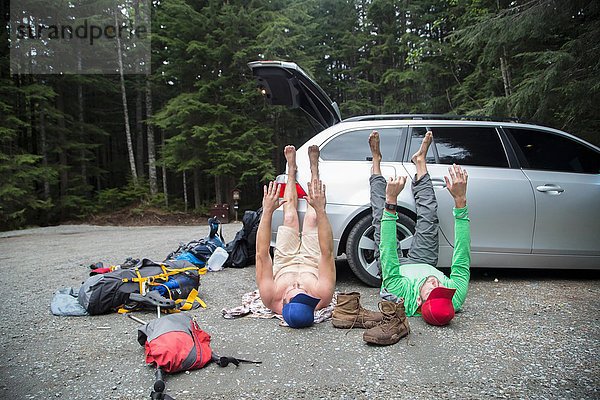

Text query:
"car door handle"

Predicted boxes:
[[536, 184, 564, 194], [431, 178, 446, 188]]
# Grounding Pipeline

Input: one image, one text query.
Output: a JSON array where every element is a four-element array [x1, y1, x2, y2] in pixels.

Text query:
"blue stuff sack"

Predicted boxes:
[[165, 218, 226, 266]]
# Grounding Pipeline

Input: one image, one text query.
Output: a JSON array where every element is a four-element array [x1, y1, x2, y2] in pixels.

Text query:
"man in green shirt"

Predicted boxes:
[[363, 131, 470, 345]]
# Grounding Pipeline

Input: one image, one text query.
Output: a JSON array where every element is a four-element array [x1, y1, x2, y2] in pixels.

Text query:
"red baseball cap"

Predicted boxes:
[[421, 287, 456, 326]]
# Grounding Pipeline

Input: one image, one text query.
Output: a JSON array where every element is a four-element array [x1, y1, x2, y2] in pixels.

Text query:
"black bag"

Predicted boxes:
[[225, 230, 249, 268], [165, 217, 225, 266], [78, 259, 205, 315], [224, 208, 262, 268], [166, 237, 224, 265], [244, 209, 262, 261]]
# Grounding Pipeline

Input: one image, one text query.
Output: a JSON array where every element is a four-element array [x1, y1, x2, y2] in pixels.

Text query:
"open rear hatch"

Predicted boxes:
[[248, 60, 342, 130]]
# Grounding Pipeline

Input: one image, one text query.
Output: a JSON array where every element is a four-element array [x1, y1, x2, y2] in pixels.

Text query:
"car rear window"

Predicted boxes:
[[320, 128, 403, 161], [409, 126, 509, 167], [507, 127, 600, 174]]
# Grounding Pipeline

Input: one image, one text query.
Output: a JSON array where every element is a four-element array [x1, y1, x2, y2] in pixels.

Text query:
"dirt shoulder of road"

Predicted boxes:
[[67, 207, 211, 227]]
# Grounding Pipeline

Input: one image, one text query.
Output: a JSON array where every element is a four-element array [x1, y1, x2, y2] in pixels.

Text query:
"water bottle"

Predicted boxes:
[[207, 247, 228, 271]]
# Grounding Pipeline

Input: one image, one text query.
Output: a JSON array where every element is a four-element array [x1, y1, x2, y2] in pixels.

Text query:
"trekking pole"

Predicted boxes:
[[150, 301, 175, 400], [150, 368, 174, 400], [126, 303, 175, 400], [127, 314, 147, 325]]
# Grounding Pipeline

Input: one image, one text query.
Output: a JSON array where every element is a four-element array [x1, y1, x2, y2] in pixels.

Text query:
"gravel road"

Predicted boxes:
[[0, 224, 598, 400]]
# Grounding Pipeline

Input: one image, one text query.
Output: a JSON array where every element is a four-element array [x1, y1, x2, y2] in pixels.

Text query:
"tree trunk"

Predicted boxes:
[[214, 175, 222, 205], [25, 86, 34, 153], [161, 128, 168, 207], [77, 48, 87, 182], [136, 85, 144, 177], [193, 168, 201, 210], [146, 80, 158, 195], [115, 8, 138, 183], [500, 47, 512, 97], [39, 103, 50, 199], [96, 146, 102, 191], [77, 79, 87, 182], [56, 92, 68, 199], [183, 170, 188, 212]]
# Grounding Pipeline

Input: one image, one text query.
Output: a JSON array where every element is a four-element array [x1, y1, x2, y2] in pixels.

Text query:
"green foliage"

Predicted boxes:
[[3, 0, 599, 230], [0, 153, 56, 230], [96, 179, 152, 213], [450, 0, 600, 145]]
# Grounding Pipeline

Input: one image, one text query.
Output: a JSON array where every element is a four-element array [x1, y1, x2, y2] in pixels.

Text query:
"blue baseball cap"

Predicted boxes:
[[282, 293, 320, 328]]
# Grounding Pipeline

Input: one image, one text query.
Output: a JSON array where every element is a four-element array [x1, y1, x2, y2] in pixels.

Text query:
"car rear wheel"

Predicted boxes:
[[346, 213, 416, 287]]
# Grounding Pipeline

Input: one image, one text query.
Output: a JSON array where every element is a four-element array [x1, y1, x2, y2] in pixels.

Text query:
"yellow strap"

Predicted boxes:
[[135, 268, 145, 294], [196, 296, 207, 308], [175, 288, 207, 310], [161, 264, 201, 275], [123, 266, 206, 282], [120, 265, 207, 310]]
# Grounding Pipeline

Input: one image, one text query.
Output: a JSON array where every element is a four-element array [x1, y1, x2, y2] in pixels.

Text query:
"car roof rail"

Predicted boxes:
[[343, 114, 522, 123]]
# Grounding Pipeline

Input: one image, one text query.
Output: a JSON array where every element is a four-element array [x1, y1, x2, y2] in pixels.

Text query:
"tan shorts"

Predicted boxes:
[[273, 225, 320, 279]]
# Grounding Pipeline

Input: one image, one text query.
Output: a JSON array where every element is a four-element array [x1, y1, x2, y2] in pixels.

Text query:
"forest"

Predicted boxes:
[[1, 0, 598, 230]]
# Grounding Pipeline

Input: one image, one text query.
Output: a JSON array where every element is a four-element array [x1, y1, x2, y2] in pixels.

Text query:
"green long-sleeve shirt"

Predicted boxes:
[[380, 206, 471, 317]]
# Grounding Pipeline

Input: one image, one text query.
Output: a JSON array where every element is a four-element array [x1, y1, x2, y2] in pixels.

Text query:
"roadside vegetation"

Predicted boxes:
[[1, 0, 598, 230]]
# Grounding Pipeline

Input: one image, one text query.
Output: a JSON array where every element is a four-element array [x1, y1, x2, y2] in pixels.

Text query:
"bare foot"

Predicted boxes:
[[411, 131, 432, 164], [284, 145, 297, 174], [369, 131, 382, 161], [369, 131, 382, 176], [412, 131, 432, 180], [308, 145, 320, 180]]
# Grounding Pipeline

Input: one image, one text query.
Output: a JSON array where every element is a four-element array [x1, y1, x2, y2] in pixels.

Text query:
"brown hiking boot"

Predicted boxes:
[[363, 300, 410, 345], [332, 292, 384, 329]]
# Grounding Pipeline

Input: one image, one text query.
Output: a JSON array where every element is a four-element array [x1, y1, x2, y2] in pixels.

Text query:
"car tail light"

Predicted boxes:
[[275, 175, 308, 198]]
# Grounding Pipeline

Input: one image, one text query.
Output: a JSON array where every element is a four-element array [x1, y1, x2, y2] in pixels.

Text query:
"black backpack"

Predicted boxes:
[[224, 208, 262, 268], [78, 259, 206, 315]]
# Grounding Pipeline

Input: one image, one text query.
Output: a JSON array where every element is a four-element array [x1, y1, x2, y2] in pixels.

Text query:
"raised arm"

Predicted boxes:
[[379, 176, 411, 297], [444, 164, 470, 310], [255, 181, 281, 309], [305, 179, 335, 306]]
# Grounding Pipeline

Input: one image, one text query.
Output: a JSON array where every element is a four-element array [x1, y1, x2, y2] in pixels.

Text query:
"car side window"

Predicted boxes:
[[507, 128, 600, 174], [320, 128, 403, 161], [409, 126, 509, 167]]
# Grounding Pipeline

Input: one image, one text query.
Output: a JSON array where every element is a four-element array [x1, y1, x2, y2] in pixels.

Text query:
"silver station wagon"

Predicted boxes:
[[249, 60, 600, 287]]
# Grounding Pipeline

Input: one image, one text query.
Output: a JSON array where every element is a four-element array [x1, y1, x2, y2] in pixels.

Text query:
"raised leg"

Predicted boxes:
[[369, 132, 403, 272], [282, 145, 300, 231], [370, 131, 382, 176], [302, 145, 320, 232], [412, 131, 432, 181], [369, 132, 385, 263], [406, 131, 439, 266]]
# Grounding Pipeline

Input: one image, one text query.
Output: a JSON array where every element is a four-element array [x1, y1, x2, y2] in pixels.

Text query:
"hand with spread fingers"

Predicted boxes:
[[305, 179, 327, 212], [261, 181, 282, 215], [445, 164, 468, 208], [385, 176, 407, 204]]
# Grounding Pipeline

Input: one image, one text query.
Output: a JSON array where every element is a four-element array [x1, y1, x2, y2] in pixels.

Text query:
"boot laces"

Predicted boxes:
[[344, 304, 368, 333], [376, 303, 400, 332]]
